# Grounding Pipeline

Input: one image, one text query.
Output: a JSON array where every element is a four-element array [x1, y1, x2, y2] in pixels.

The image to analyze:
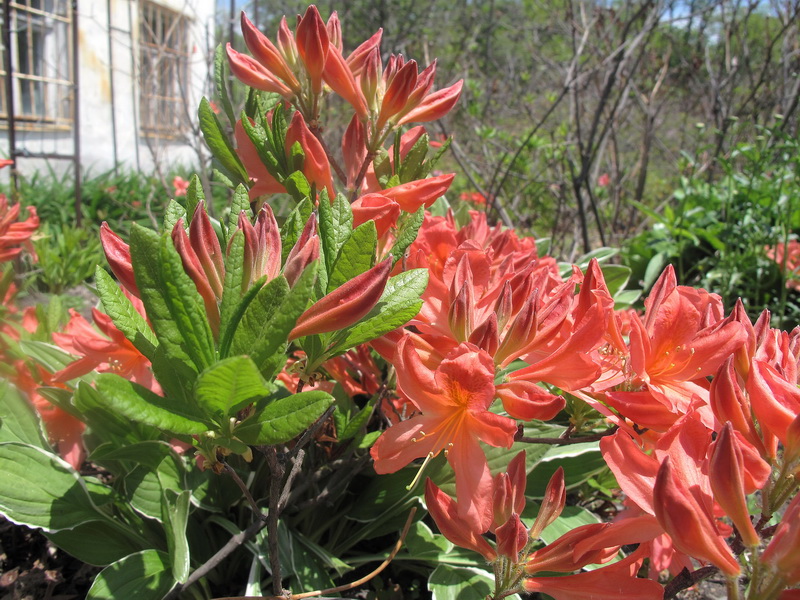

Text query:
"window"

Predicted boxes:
[[139, 1, 190, 137], [0, 0, 74, 127]]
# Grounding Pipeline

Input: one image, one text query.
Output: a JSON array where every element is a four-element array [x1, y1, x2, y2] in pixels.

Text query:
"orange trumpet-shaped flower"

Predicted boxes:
[[0, 194, 38, 263], [761, 493, 800, 584], [371, 337, 517, 530], [709, 423, 761, 547], [424, 478, 497, 561], [653, 458, 741, 576], [289, 256, 392, 340]]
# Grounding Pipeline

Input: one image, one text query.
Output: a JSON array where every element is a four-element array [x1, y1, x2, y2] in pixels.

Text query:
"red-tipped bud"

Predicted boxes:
[[378, 60, 418, 128], [786, 413, 800, 465], [424, 479, 497, 561], [710, 358, 764, 455], [361, 48, 382, 113], [240, 12, 299, 91], [494, 281, 514, 331], [343, 115, 368, 189], [295, 5, 328, 94], [189, 203, 224, 299], [495, 513, 529, 561], [252, 204, 282, 283], [710, 423, 760, 547], [495, 293, 538, 365], [323, 44, 368, 117], [525, 523, 615, 573], [653, 459, 741, 576], [469, 313, 500, 357], [347, 29, 382, 76], [172, 220, 220, 337], [529, 466, 566, 539], [762, 493, 800, 584], [398, 79, 464, 125], [227, 44, 293, 98], [448, 282, 474, 342], [289, 256, 392, 340], [285, 111, 334, 199], [492, 450, 527, 528], [284, 214, 319, 288], [100, 222, 139, 297], [326, 11, 342, 51], [277, 17, 297, 65]]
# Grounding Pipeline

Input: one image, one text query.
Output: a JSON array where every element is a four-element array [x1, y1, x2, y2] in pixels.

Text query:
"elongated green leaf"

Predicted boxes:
[[399, 133, 429, 183], [163, 199, 186, 234], [214, 44, 236, 127], [195, 356, 271, 423], [339, 398, 375, 442], [231, 275, 289, 357], [199, 97, 248, 186], [130, 225, 196, 375], [329, 268, 428, 353], [74, 382, 158, 445], [218, 230, 246, 351], [125, 454, 184, 521], [162, 490, 191, 583], [90, 441, 177, 471], [47, 519, 148, 566], [284, 171, 312, 203], [184, 175, 205, 222], [0, 382, 48, 448], [391, 206, 425, 266], [87, 550, 174, 600], [428, 565, 495, 600], [18, 340, 75, 373], [230, 184, 252, 224], [600, 264, 631, 298], [319, 193, 353, 276], [236, 390, 333, 445], [241, 113, 284, 181], [94, 373, 210, 435], [96, 267, 157, 359], [250, 263, 318, 375], [328, 221, 377, 292], [159, 233, 216, 371], [219, 273, 268, 359], [0, 442, 102, 531]]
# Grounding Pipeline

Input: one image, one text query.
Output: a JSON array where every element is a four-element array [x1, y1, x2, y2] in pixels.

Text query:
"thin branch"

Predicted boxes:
[[224, 462, 267, 522], [210, 508, 417, 600], [266, 447, 285, 596], [517, 425, 618, 446], [663, 566, 718, 599]]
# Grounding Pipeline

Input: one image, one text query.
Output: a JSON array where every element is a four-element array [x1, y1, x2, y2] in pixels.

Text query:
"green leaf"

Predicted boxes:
[[163, 199, 186, 234], [18, 340, 75, 373], [339, 398, 375, 442], [599, 264, 631, 298], [130, 225, 197, 375], [94, 373, 210, 435], [159, 233, 216, 371], [195, 356, 271, 423], [399, 133, 429, 183], [125, 454, 184, 521], [218, 230, 246, 354], [328, 221, 377, 292], [47, 520, 148, 566], [199, 97, 248, 186], [329, 268, 428, 354], [74, 382, 158, 445], [241, 114, 284, 182], [231, 276, 289, 357], [90, 441, 177, 471], [428, 565, 495, 600], [284, 171, 312, 203], [87, 550, 174, 600], [0, 382, 49, 448], [230, 184, 253, 225], [0, 442, 102, 531], [162, 490, 191, 583], [184, 175, 205, 222], [236, 391, 333, 445], [318, 193, 353, 277], [249, 264, 318, 377], [526, 442, 606, 496], [404, 521, 453, 560], [96, 267, 157, 360], [391, 206, 425, 266], [214, 44, 236, 127]]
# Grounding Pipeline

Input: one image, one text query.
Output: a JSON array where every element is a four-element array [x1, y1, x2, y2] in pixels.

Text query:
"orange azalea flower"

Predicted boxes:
[[371, 336, 517, 530], [52, 294, 160, 394], [0, 194, 39, 263]]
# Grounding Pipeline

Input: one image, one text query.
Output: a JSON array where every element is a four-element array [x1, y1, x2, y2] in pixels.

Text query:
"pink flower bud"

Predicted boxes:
[[762, 493, 800, 584], [322, 44, 368, 118], [227, 44, 293, 99], [529, 466, 566, 539], [100, 222, 139, 297], [381, 173, 455, 212], [189, 203, 224, 299], [351, 194, 401, 239], [289, 256, 392, 340], [496, 513, 529, 561], [347, 29, 382, 77], [709, 423, 760, 547], [240, 12, 299, 92], [397, 80, 463, 125], [377, 60, 418, 129], [172, 220, 220, 337], [285, 111, 334, 199], [295, 5, 328, 95], [283, 214, 319, 288]]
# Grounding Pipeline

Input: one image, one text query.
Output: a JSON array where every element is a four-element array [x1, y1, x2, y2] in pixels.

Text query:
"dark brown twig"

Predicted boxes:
[[517, 425, 618, 446], [662, 566, 718, 599]]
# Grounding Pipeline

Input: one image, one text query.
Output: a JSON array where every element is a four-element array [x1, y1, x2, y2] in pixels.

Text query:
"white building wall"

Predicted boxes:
[[1, 0, 216, 178]]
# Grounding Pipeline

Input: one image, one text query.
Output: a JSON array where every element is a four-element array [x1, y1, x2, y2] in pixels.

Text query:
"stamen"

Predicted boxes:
[[406, 452, 436, 491]]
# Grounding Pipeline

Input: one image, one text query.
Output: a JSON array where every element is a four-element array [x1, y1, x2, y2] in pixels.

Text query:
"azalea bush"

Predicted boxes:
[[1, 6, 800, 600]]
